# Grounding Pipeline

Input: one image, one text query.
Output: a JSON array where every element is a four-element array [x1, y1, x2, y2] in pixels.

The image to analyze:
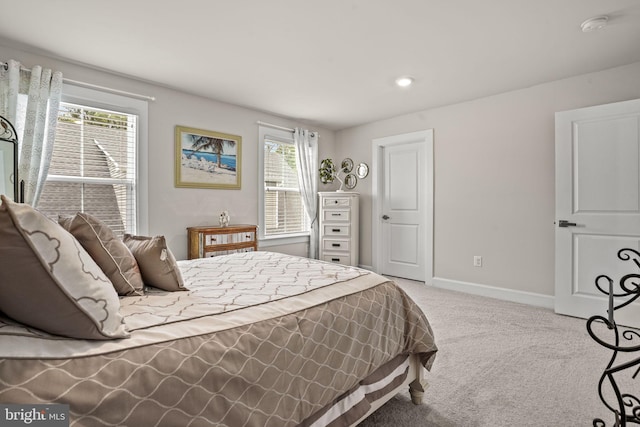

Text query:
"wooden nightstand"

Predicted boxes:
[[187, 224, 258, 259]]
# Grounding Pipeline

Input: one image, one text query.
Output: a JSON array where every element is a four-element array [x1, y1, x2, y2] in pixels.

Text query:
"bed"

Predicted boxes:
[[0, 197, 437, 427]]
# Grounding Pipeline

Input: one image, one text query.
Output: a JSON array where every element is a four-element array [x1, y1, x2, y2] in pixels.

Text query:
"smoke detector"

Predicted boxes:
[[581, 16, 608, 32]]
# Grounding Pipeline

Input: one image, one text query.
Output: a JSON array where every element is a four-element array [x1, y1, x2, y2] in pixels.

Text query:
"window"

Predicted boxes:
[[258, 126, 309, 243], [36, 85, 148, 237]]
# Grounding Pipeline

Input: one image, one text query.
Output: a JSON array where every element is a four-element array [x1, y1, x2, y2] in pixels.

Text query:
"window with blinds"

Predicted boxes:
[[263, 138, 309, 236], [36, 102, 137, 237]]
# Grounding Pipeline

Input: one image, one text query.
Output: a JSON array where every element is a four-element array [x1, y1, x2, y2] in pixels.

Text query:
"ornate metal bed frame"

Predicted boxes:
[[0, 114, 19, 202], [587, 248, 640, 426]]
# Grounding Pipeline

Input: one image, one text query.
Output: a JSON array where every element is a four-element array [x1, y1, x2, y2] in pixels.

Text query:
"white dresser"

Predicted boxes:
[[318, 192, 359, 267]]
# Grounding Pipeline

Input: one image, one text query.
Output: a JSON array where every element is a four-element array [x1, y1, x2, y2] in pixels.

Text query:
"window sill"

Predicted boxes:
[[259, 233, 310, 248]]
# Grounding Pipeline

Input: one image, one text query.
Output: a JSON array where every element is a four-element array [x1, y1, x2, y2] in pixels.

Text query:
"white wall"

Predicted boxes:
[[4, 39, 640, 299], [336, 61, 640, 298], [0, 41, 337, 260]]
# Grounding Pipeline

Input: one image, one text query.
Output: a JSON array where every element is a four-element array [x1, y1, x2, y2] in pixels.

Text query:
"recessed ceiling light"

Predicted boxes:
[[581, 16, 608, 32], [395, 76, 414, 88]]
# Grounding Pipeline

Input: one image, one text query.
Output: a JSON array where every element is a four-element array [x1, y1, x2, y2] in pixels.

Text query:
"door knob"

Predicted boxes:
[[382, 215, 390, 220], [558, 220, 577, 227]]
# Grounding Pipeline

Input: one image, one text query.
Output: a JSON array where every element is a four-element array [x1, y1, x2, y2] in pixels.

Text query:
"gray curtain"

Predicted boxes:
[[294, 128, 319, 259], [0, 59, 63, 205]]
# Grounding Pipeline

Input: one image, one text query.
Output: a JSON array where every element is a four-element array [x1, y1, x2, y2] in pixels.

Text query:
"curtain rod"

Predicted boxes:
[[1, 61, 156, 102], [256, 120, 319, 138], [63, 78, 156, 102]]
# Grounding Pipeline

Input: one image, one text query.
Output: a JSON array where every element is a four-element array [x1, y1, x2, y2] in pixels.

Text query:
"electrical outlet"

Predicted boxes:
[[473, 256, 482, 267]]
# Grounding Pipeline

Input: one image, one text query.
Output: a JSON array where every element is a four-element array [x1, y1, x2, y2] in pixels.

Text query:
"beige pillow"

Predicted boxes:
[[59, 213, 144, 296], [0, 195, 128, 339], [123, 234, 187, 292]]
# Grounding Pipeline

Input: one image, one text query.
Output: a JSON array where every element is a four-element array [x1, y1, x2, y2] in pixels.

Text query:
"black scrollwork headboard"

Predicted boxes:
[[587, 248, 640, 427]]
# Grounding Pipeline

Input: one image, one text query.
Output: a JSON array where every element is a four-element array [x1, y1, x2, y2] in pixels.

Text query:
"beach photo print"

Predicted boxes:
[[175, 125, 242, 189]]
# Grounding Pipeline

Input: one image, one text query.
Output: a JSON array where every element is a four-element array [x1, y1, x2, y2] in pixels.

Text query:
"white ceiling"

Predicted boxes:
[[0, 0, 639, 130]]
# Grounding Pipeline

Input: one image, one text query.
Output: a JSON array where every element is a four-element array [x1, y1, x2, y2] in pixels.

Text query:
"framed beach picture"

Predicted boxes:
[[175, 125, 242, 189]]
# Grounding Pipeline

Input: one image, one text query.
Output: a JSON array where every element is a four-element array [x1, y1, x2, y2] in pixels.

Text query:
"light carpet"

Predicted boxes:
[[359, 277, 619, 427]]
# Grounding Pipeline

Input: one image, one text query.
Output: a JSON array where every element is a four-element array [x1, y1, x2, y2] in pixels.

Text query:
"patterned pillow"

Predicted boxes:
[[59, 213, 144, 296], [123, 234, 187, 292], [0, 195, 129, 339]]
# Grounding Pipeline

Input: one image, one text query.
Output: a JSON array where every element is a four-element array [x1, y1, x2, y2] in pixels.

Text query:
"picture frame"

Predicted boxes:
[[175, 125, 242, 189]]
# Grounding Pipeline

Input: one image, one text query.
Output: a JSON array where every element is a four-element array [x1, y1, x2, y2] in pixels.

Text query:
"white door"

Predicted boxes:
[[372, 130, 433, 282], [555, 99, 640, 327]]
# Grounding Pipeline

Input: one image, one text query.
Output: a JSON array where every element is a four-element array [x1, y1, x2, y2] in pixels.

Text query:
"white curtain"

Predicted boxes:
[[0, 59, 63, 205], [294, 128, 319, 259]]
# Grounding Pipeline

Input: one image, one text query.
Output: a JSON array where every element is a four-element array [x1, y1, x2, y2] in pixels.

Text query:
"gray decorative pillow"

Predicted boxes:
[[0, 195, 129, 340], [123, 234, 187, 292], [59, 213, 144, 296]]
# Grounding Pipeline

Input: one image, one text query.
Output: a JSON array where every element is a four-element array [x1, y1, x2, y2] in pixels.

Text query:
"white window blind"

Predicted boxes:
[[36, 102, 137, 237], [263, 138, 309, 236]]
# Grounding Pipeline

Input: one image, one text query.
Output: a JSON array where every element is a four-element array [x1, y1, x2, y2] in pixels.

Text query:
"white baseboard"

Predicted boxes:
[[432, 277, 554, 310], [358, 264, 374, 271]]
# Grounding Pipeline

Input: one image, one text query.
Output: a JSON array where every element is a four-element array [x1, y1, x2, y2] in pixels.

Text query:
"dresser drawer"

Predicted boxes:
[[323, 197, 351, 207], [205, 247, 255, 257], [322, 209, 350, 222], [323, 239, 350, 252], [323, 224, 350, 237], [322, 254, 352, 265], [205, 234, 228, 245], [236, 231, 256, 242]]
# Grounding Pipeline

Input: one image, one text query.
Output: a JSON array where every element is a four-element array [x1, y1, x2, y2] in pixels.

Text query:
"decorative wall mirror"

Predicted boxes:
[[344, 173, 357, 190], [0, 115, 18, 202], [341, 158, 354, 173], [356, 162, 369, 179]]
